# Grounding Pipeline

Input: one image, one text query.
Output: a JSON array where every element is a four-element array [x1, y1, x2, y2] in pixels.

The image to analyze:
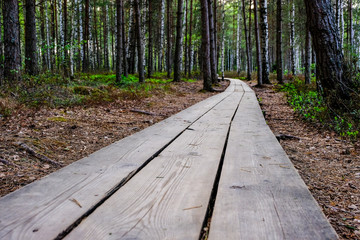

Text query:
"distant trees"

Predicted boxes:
[[0, 0, 358, 99]]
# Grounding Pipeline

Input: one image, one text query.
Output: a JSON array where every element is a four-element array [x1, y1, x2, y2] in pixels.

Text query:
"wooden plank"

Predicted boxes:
[[0, 80, 241, 240], [208, 90, 338, 240], [65, 91, 244, 239]]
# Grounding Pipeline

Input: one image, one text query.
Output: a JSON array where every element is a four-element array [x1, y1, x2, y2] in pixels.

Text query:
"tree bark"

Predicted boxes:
[[208, 0, 217, 83], [147, 0, 153, 77], [3, 0, 21, 81], [83, 0, 89, 72], [259, 0, 270, 84], [25, 0, 39, 76], [304, 0, 352, 100], [276, 0, 283, 84], [241, 0, 251, 80], [166, 0, 172, 78], [103, 1, 110, 71], [187, 0, 193, 77], [290, 0, 295, 75], [254, 0, 262, 85], [0, 4, 3, 81], [304, 24, 311, 85], [116, 0, 123, 83], [121, 0, 128, 77], [236, 1, 241, 75], [200, 0, 212, 91], [134, 0, 145, 82], [173, 0, 184, 82], [159, 0, 166, 72]]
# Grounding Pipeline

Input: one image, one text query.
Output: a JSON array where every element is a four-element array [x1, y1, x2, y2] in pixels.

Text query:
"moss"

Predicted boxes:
[[47, 116, 69, 122]]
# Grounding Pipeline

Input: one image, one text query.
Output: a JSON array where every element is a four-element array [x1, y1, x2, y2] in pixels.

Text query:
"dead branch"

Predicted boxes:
[[130, 109, 156, 115], [0, 158, 20, 167], [16, 142, 63, 167], [276, 134, 301, 141]]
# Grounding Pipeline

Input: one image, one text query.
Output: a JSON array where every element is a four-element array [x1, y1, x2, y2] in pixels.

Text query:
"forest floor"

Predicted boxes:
[[249, 80, 360, 240], [0, 80, 228, 197]]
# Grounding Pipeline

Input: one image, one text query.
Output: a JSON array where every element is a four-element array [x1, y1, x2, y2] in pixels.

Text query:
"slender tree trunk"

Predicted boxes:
[[254, 0, 262, 85], [248, 0, 252, 72], [148, 0, 153, 77], [166, 0, 172, 78], [104, 1, 110, 71], [259, 0, 270, 84], [184, 0, 188, 76], [213, 0, 217, 73], [159, 0, 165, 72], [116, 0, 123, 83], [173, 0, 184, 82], [121, 0, 128, 77], [290, 0, 295, 75], [40, 2, 46, 71], [83, 0, 89, 72], [347, 0, 353, 51], [25, 0, 39, 75], [208, 0, 217, 83], [200, 0, 212, 91], [134, 0, 144, 82], [241, 0, 251, 80], [304, 0, 351, 101], [187, 0, 193, 77], [236, 1, 241, 75], [276, 0, 283, 83], [304, 25, 311, 84], [3, 0, 21, 81], [221, 2, 225, 81]]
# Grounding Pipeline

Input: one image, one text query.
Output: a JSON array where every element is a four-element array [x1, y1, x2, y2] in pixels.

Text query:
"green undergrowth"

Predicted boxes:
[[277, 77, 359, 141], [0, 72, 199, 117]]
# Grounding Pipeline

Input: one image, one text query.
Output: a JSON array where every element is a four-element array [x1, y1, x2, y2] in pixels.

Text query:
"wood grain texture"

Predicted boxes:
[[208, 90, 338, 240], [0, 80, 241, 240], [65, 91, 244, 240]]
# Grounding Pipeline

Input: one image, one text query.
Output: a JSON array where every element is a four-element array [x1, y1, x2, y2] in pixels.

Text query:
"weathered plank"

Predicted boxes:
[[0, 80, 240, 240], [208, 88, 338, 240], [65, 91, 244, 239]]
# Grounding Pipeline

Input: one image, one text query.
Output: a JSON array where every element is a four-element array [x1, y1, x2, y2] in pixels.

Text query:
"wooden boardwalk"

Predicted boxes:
[[0, 79, 338, 240]]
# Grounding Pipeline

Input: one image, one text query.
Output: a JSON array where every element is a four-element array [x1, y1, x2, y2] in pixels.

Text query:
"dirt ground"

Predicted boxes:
[[249, 81, 360, 240], [0, 80, 228, 196]]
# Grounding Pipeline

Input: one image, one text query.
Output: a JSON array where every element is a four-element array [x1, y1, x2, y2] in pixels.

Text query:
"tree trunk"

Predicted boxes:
[[254, 0, 262, 85], [40, 2, 46, 71], [200, 0, 212, 91], [184, 0, 188, 76], [290, 0, 295, 75], [236, 1, 241, 75], [25, 0, 39, 76], [116, 0, 123, 83], [304, 0, 352, 100], [208, 0, 217, 83], [83, 0, 89, 72], [166, 0, 172, 78], [221, 2, 225, 81], [103, 1, 110, 71], [248, 0, 252, 72], [173, 0, 184, 82], [148, 0, 153, 77], [187, 0, 193, 77], [276, 0, 283, 84], [121, 0, 128, 77], [134, 0, 144, 82], [3, 0, 21, 81], [158, 0, 166, 72], [241, 0, 251, 80], [304, 25, 311, 85], [259, 0, 270, 84]]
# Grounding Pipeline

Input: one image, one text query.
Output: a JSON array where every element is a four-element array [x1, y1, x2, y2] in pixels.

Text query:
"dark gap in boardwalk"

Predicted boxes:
[[55, 91, 235, 240], [199, 92, 244, 240]]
